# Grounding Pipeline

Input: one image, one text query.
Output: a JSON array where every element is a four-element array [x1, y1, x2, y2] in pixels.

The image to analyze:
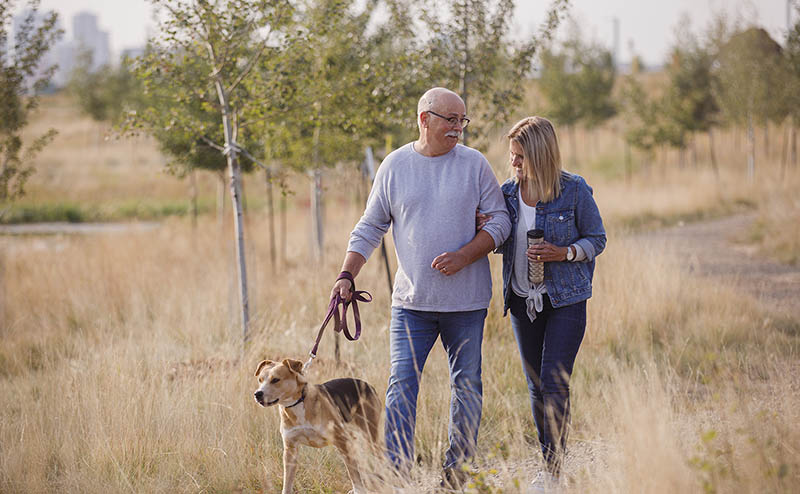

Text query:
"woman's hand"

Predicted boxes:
[[476, 209, 492, 231], [527, 241, 569, 262]]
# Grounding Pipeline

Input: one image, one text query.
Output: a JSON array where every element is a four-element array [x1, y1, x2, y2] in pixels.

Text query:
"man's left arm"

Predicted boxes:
[[431, 159, 511, 275], [431, 230, 496, 275]]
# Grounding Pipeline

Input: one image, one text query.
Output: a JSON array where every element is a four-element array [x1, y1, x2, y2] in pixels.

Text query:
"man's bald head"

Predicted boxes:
[[417, 87, 465, 119]]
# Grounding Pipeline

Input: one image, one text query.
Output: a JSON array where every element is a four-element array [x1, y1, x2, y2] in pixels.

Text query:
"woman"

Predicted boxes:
[[488, 116, 606, 491]]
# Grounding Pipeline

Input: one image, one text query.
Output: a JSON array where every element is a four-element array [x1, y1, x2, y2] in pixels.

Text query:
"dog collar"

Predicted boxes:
[[285, 386, 306, 409]]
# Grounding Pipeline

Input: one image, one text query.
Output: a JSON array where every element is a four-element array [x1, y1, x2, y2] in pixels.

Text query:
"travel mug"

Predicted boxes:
[[527, 229, 544, 285]]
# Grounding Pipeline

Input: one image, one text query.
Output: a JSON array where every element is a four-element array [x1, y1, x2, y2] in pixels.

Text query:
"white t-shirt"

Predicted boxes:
[[511, 188, 546, 298]]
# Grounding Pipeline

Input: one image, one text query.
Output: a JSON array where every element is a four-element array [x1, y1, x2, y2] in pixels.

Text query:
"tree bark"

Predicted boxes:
[[214, 78, 250, 349], [281, 193, 287, 265], [781, 122, 789, 178], [265, 167, 276, 272], [189, 169, 198, 230], [570, 125, 578, 169], [311, 118, 324, 260], [0, 250, 5, 331], [217, 172, 226, 228], [310, 168, 324, 260], [459, 6, 470, 147], [747, 113, 756, 180], [792, 118, 798, 168], [624, 140, 631, 184], [708, 129, 719, 180]]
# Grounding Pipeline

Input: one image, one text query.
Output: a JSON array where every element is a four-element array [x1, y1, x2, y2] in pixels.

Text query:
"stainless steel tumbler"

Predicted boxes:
[[527, 229, 544, 284]]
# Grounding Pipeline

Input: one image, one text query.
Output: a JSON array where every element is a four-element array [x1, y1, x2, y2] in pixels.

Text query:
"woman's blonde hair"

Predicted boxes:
[[507, 116, 562, 203]]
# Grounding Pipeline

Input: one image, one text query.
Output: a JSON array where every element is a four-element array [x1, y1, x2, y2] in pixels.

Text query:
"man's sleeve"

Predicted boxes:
[[346, 165, 392, 261], [477, 159, 511, 249]]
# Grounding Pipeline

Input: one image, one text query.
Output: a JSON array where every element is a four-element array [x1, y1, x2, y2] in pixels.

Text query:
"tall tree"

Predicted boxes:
[[254, 0, 424, 259], [712, 26, 786, 179], [538, 25, 616, 166], [618, 69, 661, 176], [0, 0, 62, 214], [661, 26, 720, 174], [415, 0, 570, 150], [784, 4, 800, 171], [68, 52, 140, 125], [129, 0, 296, 347]]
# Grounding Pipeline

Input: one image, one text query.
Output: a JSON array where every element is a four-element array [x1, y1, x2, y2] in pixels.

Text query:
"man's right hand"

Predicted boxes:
[[332, 252, 367, 302], [330, 278, 354, 301]]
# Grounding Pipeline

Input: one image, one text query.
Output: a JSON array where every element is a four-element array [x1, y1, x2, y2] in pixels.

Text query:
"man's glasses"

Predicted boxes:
[[427, 110, 470, 128]]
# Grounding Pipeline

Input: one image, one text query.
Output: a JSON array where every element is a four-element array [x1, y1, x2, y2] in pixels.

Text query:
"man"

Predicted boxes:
[[330, 87, 511, 487]]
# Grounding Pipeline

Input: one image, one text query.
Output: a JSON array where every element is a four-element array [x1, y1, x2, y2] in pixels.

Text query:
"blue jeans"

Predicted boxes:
[[385, 307, 486, 471], [509, 292, 586, 475]]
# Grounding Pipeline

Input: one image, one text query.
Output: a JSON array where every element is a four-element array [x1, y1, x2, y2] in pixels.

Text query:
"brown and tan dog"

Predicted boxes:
[[253, 358, 382, 494]]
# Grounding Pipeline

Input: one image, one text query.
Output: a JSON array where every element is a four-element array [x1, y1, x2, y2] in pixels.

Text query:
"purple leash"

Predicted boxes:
[[304, 271, 372, 371]]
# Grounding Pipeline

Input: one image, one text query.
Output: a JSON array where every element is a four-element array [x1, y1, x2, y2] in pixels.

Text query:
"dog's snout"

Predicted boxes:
[[254, 390, 263, 401]]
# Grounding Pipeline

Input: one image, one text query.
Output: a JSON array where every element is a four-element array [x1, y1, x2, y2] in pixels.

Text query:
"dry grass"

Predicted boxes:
[[1, 94, 799, 493], [2, 196, 799, 493]]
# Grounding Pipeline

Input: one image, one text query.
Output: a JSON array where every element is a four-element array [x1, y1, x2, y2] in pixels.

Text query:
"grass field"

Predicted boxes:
[[1, 95, 799, 493]]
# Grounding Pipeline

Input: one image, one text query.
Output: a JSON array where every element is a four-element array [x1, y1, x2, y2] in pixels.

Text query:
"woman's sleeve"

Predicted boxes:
[[573, 178, 606, 262]]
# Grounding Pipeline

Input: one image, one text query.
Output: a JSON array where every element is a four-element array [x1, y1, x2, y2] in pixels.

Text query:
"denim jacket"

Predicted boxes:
[[496, 172, 607, 314]]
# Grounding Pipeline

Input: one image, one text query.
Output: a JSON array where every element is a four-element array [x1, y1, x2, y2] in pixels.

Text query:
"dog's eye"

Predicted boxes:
[[270, 378, 280, 384]]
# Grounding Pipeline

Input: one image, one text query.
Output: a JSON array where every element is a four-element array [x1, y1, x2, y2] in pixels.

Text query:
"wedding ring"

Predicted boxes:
[[537, 255, 541, 261]]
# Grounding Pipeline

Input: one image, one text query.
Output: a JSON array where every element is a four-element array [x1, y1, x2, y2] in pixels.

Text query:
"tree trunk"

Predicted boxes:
[[570, 126, 578, 169], [217, 172, 226, 228], [189, 169, 198, 230], [214, 79, 250, 349], [310, 168, 324, 260], [792, 116, 798, 168], [0, 250, 5, 331], [708, 129, 719, 180], [624, 140, 631, 184], [781, 123, 789, 179], [747, 113, 756, 180], [281, 193, 287, 265], [265, 167, 276, 272], [459, 11, 470, 147]]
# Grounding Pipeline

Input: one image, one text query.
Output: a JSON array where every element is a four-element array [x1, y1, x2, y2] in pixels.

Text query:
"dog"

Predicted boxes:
[[253, 358, 382, 494]]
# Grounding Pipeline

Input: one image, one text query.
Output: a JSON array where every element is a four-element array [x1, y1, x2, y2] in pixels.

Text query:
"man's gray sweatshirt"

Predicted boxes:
[[347, 142, 511, 312]]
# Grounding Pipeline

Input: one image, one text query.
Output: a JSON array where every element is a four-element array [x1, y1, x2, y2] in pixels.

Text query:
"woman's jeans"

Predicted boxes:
[[509, 292, 586, 475], [385, 307, 486, 471]]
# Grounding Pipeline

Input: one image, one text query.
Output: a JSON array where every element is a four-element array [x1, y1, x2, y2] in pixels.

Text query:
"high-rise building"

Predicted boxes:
[[11, 9, 114, 88], [72, 11, 110, 70]]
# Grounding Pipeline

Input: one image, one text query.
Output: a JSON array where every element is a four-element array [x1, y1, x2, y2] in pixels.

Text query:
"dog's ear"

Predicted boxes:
[[254, 359, 275, 377], [283, 358, 304, 376]]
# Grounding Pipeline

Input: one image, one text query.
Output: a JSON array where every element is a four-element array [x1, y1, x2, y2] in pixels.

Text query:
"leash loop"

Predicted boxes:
[[306, 272, 371, 370]]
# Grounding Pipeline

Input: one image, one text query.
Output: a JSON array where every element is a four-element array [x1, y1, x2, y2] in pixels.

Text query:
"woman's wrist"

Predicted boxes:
[[565, 245, 575, 261]]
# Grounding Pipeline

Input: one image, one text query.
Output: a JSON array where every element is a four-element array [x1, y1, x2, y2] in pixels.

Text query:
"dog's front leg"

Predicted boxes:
[[282, 441, 298, 494]]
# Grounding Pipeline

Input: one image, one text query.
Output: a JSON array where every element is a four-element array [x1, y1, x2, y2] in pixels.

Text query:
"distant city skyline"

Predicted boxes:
[[13, 9, 112, 87], [26, 0, 794, 68]]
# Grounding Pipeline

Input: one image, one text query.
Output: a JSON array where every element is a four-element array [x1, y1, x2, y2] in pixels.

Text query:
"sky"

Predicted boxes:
[[32, 0, 793, 66]]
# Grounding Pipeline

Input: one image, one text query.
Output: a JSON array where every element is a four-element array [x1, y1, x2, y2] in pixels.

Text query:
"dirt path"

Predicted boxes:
[[634, 212, 800, 320]]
